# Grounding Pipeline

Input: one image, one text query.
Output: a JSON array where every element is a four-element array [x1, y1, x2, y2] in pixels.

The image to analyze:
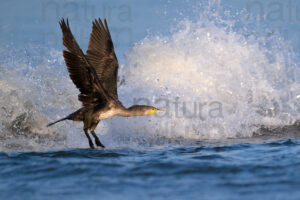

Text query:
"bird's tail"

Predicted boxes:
[[47, 117, 69, 127]]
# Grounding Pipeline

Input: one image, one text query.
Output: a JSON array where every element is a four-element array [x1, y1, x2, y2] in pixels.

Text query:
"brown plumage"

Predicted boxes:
[[47, 18, 166, 149]]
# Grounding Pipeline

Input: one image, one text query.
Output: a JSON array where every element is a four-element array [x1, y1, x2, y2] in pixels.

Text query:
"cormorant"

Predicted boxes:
[[47, 18, 165, 149]]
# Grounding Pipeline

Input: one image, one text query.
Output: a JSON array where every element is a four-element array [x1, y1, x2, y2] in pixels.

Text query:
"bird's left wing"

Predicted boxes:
[[86, 18, 119, 100]]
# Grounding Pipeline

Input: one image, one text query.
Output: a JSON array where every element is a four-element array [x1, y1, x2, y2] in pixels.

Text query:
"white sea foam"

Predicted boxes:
[[113, 3, 300, 141], [0, 2, 300, 151]]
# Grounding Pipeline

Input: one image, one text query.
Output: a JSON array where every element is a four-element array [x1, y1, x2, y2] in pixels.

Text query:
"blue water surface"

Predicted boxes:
[[0, 138, 299, 200]]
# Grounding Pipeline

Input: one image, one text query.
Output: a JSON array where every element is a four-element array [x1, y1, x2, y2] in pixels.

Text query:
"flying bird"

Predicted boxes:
[[47, 18, 165, 149]]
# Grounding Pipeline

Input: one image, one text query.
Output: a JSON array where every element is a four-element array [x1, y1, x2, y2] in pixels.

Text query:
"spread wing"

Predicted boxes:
[[59, 18, 108, 107], [86, 18, 119, 100]]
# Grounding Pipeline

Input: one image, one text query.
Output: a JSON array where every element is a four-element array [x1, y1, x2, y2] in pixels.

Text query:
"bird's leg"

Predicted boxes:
[[91, 131, 105, 148], [90, 121, 105, 148], [84, 129, 94, 149]]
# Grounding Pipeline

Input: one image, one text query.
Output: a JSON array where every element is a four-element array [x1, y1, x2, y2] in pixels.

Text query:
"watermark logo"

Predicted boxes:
[[133, 97, 223, 120], [245, 0, 300, 51], [41, 0, 133, 50]]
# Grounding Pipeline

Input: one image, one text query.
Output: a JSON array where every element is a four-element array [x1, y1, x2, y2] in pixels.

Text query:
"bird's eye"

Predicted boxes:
[[149, 108, 156, 115]]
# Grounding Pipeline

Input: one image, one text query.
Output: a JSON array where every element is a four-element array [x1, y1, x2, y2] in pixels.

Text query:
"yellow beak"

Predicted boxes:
[[150, 109, 167, 115], [156, 109, 167, 113]]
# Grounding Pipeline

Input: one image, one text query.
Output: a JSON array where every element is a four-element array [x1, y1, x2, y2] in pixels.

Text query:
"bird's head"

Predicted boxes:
[[128, 105, 166, 116]]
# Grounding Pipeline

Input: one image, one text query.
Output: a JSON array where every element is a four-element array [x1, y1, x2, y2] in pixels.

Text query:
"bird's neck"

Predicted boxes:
[[117, 106, 147, 117]]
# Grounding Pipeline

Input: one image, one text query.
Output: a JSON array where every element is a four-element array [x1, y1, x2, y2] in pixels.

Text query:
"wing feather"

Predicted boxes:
[[59, 18, 107, 107], [86, 18, 119, 100]]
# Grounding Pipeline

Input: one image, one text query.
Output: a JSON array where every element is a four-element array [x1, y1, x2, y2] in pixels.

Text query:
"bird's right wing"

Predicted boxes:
[[59, 18, 108, 106]]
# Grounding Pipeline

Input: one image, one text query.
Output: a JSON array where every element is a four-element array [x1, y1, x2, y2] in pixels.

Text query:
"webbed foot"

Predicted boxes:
[[95, 138, 105, 148], [91, 131, 105, 148]]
